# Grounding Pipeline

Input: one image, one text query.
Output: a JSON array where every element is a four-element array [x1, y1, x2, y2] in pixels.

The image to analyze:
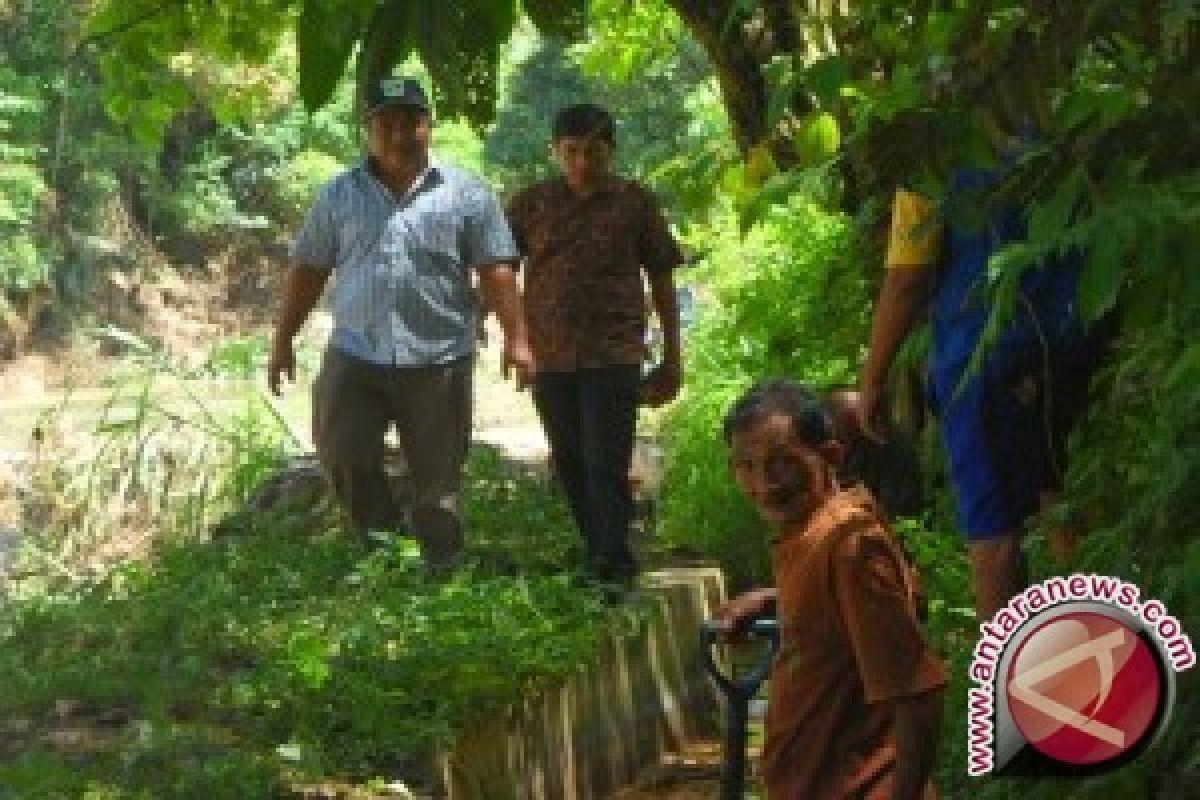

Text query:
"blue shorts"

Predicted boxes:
[[934, 330, 1107, 542], [936, 375, 1053, 541]]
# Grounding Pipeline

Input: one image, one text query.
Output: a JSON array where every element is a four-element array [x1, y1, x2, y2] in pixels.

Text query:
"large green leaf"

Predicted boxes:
[[356, 0, 418, 115], [803, 55, 851, 107], [523, 0, 587, 40], [1026, 165, 1087, 251], [1077, 214, 1128, 323], [419, 1, 510, 127], [297, 0, 364, 112]]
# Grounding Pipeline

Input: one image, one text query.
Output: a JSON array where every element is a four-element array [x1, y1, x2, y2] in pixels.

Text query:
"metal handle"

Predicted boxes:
[[701, 616, 780, 700], [701, 616, 780, 800]]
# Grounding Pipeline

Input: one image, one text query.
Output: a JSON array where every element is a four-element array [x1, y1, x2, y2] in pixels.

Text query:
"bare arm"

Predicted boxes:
[[714, 587, 778, 635], [859, 268, 934, 439], [268, 266, 330, 395], [642, 270, 682, 406], [890, 687, 944, 800], [477, 263, 534, 388]]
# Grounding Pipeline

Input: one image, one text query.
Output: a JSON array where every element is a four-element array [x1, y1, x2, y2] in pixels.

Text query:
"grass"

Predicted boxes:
[[0, 346, 632, 798], [0, 508, 616, 797]]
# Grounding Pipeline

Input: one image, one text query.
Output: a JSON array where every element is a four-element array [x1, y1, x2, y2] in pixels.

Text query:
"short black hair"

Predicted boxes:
[[553, 103, 616, 145], [722, 379, 836, 447]]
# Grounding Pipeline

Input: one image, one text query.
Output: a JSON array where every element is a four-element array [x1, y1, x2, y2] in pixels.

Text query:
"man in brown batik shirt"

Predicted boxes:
[[507, 103, 683, 586]]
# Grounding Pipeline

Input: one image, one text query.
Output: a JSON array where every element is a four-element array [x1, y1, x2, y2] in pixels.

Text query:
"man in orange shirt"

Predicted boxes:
[[718, 379, 946, 799]]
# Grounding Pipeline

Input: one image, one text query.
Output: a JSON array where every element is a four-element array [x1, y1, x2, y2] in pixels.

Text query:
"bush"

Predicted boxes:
[[658, 197, 868, 587], [272, 149, 343, 226], [0, 163, 53, 293], [0, 359, 622, 796]]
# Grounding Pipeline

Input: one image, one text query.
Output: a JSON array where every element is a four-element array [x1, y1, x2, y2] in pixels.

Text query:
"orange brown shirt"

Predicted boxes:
[[506, 176, 683, 371], [763, 486, 947, 799]]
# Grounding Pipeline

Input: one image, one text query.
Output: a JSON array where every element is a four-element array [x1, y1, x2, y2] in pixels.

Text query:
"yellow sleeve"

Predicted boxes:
[[885, 189, 941, 269]]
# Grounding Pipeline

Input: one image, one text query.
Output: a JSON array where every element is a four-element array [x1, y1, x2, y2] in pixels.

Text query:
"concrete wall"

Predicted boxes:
[[441, 567, 726, 800]]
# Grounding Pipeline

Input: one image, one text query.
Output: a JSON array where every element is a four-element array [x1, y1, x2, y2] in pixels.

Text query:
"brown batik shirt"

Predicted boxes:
[[763, 486, 947, 799], [506, 176, 683, 371]]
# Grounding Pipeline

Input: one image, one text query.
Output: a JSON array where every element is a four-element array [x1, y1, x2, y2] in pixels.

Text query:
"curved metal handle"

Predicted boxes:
[[701, 616, 780, 700]]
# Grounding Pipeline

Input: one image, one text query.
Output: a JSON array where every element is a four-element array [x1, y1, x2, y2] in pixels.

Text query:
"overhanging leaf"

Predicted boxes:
[[1078, 215, 1128, 323], [1026, 165, 1087, 252], [523, 0, 587, 40], [297, 0, 363, 112], [803, 55, 851, 107], [356, 0, 418, 116]]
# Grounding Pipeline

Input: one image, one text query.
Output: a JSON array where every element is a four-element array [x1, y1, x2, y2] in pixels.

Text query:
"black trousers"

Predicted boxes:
[[532, 365, 641, 579]]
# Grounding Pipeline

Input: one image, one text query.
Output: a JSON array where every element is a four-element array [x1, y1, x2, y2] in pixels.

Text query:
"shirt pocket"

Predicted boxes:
[[331, 209, 372, 266], [411, 210, 461, 260]]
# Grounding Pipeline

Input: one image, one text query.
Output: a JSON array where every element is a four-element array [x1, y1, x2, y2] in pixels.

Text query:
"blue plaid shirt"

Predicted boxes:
[[291, 159, 518, 366]]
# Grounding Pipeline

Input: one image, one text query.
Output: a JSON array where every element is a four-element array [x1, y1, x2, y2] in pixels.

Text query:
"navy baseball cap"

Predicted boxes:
[[365, 77, 430, 116]]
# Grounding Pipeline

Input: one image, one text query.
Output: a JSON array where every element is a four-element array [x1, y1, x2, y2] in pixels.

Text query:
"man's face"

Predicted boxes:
[[367, 104, 431, 172], [552, 135, 614, 191], [729, 412, 834, 529]]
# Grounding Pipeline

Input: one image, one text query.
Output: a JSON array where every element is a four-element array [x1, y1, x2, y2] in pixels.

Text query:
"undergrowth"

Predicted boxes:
[[0, 352, 629, 798]]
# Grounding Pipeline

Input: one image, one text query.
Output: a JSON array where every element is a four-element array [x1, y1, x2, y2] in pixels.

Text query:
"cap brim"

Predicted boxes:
[[366, 98, 430, 116]]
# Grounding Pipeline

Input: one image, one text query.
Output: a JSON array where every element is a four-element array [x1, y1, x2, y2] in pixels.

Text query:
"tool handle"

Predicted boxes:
[[701, 616, 780, 700]]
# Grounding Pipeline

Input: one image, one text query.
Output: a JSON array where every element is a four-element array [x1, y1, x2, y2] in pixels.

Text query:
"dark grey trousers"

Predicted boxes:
[[312, 346, 472, 567]]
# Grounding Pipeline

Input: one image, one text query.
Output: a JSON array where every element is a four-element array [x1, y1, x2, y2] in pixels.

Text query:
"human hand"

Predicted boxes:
[[267, 336, 295, 396], [502, 336, 536, 390], [856, 379, 888, 443], [638, 362, 681, 407], [713, 588, 777, 640]]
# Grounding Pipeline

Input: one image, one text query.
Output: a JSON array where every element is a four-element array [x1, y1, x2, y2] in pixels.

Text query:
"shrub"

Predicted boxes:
[[272, 149, 343, 226], [658, 198, 868, 587]]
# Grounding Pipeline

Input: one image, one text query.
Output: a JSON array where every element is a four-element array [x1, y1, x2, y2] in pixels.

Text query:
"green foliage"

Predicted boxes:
[[0, 361, 621, 795], [296, 0, 373, 113], [0, 2, 162, 303], [86, 1, 292, 148], [486, 25, 733, 218], [432, 119, 487, 176], [151, 147, 256, 235], [272, 149, 344, 227], [574, 0, 686, 85], [88, 1, 549, 131], [0, 158, 53, 292], [139, 70, 360, 238], [658, 198, 867, 587], [0, 516, 615, 794], [523, 0, 588, 41], [0, 21, 59, 295]]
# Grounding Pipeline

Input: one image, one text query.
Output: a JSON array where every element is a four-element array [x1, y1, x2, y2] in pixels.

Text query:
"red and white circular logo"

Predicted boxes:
[[1006, 611, 1165, 767]]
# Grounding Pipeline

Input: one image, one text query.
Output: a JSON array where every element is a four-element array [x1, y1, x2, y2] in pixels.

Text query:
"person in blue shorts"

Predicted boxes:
[[857, 154, 1107, 619]]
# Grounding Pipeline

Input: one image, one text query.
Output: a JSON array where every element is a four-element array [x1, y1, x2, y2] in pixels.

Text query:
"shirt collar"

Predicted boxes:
[[769, 485, 874, 546], [557, 174, 619, 200], [361, 158, 442, 201]]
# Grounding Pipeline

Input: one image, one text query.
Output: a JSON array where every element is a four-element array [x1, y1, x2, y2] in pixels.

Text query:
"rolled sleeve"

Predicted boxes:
[[886, 188, 941, 270], [290, 184, 337, 268], [834, 530, 948, 705], [464, 187, 519, 269]]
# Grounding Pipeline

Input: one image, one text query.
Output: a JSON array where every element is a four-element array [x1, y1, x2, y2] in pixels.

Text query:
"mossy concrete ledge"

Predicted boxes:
[[440, 566, 727, 799]]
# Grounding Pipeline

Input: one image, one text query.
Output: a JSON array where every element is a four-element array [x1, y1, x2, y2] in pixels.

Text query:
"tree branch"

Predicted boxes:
[[666, 0, 770, 156]]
